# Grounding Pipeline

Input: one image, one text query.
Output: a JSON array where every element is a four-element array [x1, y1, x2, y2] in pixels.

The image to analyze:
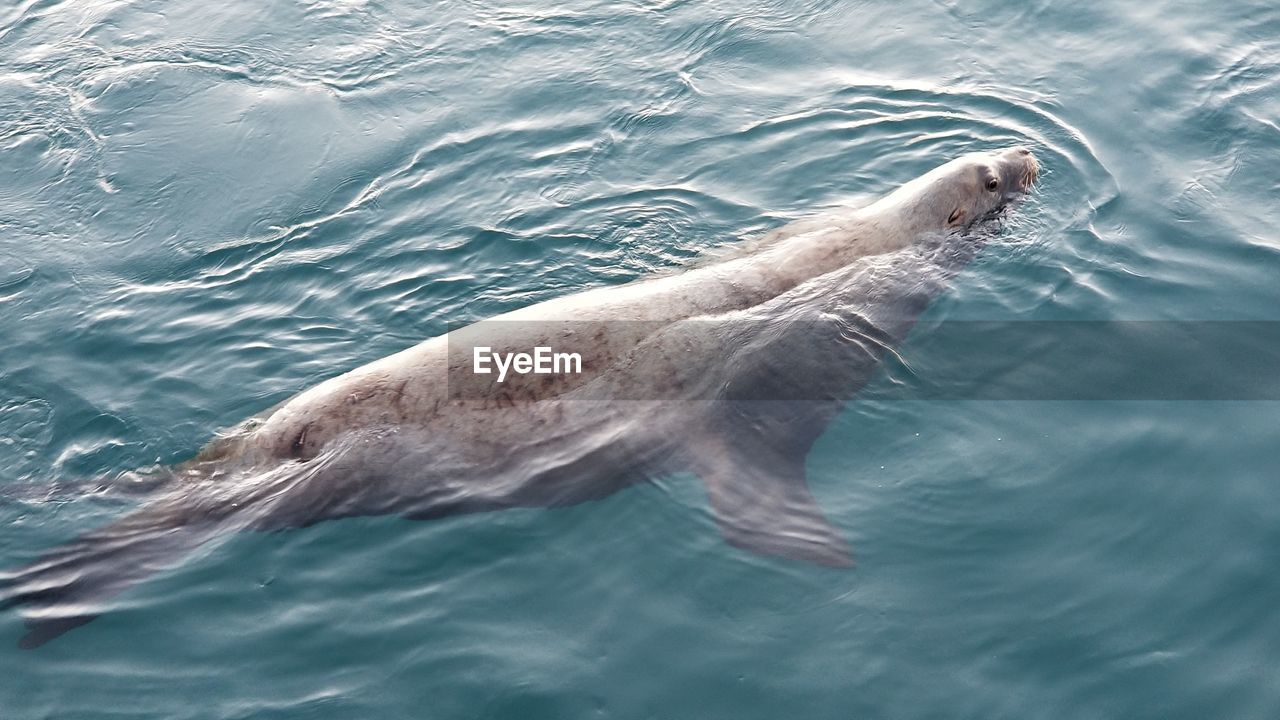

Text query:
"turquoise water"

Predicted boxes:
[[2, 0, 1279, 716]]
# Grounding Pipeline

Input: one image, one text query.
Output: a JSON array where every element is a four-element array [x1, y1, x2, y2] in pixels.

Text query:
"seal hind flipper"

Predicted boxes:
[[3, 513, 224, 649], [693, 435, 852, 568]]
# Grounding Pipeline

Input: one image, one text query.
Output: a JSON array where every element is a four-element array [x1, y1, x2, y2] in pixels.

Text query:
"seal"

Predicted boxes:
[[3, 147, 1038, 647]]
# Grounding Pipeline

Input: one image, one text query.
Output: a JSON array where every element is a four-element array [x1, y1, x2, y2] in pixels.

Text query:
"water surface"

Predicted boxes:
[[2, 0, 1279, 717]]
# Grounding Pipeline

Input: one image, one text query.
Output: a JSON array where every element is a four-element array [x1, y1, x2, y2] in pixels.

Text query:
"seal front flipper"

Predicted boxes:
[[692, 435, 852, 568]]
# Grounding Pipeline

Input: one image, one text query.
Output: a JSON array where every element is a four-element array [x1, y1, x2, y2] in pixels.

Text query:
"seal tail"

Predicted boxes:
[[2, 504, 225, 649], [0, 468, 175, 506]]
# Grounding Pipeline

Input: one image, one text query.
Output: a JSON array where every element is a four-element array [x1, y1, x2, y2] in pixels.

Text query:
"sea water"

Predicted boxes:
[[2, 0, 1278, 717]]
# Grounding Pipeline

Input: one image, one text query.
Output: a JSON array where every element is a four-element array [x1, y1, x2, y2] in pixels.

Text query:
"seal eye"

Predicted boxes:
[[985, 178, 999, 192]]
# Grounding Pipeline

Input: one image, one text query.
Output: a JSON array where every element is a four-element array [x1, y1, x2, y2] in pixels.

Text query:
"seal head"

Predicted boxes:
[[933, 146, 1039, 229]]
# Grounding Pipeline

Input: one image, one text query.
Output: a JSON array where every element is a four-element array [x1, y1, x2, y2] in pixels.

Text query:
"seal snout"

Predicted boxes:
[[1001, 146, 1038, 193]]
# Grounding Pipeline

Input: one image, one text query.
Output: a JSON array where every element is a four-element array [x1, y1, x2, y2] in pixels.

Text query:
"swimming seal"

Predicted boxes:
[[3, 147, 1038, 647]]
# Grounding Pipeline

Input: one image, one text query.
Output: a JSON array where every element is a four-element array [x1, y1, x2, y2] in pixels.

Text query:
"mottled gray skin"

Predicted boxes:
[[4, 148, 1037, 648], [216, 147, 1037, 462]]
